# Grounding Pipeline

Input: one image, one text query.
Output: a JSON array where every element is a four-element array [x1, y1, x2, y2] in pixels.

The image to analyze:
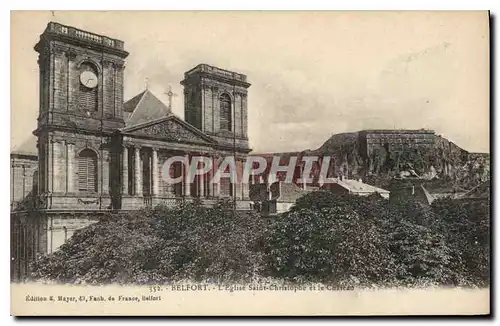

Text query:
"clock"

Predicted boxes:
[[80, 71, 98, 89]]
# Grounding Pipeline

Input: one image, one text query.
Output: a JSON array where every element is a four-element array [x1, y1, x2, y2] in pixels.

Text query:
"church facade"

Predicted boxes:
[[11, 22, 253, 277]]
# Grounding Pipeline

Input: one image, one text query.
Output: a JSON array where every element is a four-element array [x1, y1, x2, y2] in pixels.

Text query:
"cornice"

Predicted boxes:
[[35, 33, 129, 59]]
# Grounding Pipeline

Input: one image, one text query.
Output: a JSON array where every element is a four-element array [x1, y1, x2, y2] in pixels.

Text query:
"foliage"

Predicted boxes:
[[384, 219, 456, 285], [30, 200, 268, 284], [431, 198, 490, 286], [267, 205, 396, 287], [268, 191, 484, 288], [148, 199, 268, 283], [30, 211, 160, 284], [291, 190, 388, 218]]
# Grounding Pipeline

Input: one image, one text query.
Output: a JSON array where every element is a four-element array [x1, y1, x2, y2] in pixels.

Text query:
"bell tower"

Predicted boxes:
[[181, 64, 251, 150], [33, 22, 129, 209], [34, 22, 129, 132]]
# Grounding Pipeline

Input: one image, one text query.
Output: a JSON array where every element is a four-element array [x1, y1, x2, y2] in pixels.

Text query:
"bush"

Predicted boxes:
[[385, 220, 456, 285], [431, 198, 490, 286], [30, 200, 268, 284], [30, 211, 160, 284], [268, 191, 465, 288], [30, 192, 490, 288], [149, 199, 268, 283], [267, 204, 396, 287]]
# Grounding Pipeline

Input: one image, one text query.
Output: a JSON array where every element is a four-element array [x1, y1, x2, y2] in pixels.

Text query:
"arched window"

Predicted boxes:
[[78, 62, 98, 112], [78, 149, 98, 192], [219, 93, 232, 131]]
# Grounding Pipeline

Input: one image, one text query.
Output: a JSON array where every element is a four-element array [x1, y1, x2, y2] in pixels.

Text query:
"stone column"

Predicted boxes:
[[66, 142, 74, 193], [184, 155, 191, 197], [199, 164, 205, 198], [134, 146, 142, 196], [242, 182, 249, 200], [142, 151, 149, 194], [101, 151, 110, 194], [48, 139, 54, 193], [213, 156, 220, 197], [205, 168, 211, 197], [122, 146, 129, 195], [152, 148, 159, 196], [239, 159, 249, 199], [53, 139, 65, 193], [235, 160, 242, 199], [180, 159, 184, 196], [240, 93, 247, 138]]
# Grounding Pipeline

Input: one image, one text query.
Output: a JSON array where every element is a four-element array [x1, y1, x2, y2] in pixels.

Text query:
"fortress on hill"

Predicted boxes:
[[358, 129, 436, 156]]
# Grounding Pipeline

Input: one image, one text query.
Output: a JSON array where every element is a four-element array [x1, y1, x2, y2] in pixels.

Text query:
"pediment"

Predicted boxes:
[[123, 116, 216, 145]]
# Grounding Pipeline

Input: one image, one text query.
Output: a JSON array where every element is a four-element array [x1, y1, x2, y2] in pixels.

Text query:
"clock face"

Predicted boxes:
[[80, 71, 98, 89]]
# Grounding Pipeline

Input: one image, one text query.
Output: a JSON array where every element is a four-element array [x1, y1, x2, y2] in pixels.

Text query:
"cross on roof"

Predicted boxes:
[[164, 85, 178, 111]]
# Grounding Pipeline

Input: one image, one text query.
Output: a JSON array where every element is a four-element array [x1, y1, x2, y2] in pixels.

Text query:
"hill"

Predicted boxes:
[[310, 130, 489, 190]]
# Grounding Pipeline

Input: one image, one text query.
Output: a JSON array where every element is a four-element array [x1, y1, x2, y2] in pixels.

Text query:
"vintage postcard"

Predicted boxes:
[[10, 11, 490, 316]]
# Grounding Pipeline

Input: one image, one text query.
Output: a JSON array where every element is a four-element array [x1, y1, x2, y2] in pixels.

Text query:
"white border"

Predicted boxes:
[[1, 2, 497, 324]]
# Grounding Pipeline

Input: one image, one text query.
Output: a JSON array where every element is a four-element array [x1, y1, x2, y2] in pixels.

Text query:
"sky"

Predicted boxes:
[[10, 11, 490, 153]]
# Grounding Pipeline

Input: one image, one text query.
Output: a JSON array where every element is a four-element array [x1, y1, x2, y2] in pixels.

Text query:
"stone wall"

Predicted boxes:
[[10, 153, 38, 210], [10, 210, 105, 281], [45, 213, 100, 254], [11, 212, 40, 281], [359, 129, 436, 157], [40, 132, 111, 193]]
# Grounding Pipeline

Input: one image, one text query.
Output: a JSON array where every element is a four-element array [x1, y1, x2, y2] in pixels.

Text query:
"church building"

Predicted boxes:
[[11, 22, 252, 278]]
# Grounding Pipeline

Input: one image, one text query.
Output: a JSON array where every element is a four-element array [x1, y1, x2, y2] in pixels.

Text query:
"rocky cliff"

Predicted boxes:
[[308, 130, 490, 190]]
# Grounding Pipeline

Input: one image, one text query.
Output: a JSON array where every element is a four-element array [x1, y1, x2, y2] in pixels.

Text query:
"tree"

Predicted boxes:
[[30, 191, 489, 288], [30, 200, 269, 284], [385, 219, 456, 285], [268, 192, 397, 287], [270, 191, 462, 287], [150, 199, 268, 282], [431, 198, 490, 286], [30, 210, 160, 284]]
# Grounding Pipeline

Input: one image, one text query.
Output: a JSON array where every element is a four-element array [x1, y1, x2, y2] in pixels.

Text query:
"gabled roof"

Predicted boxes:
[[324, 178, 390, 194], [277, 182, 311, 203], [248, 182, 311, 203], [121, 114, 217, 145], [124, 91, 146, 113], [420, 185, 435, 205], [124, 90, 171, 127]]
